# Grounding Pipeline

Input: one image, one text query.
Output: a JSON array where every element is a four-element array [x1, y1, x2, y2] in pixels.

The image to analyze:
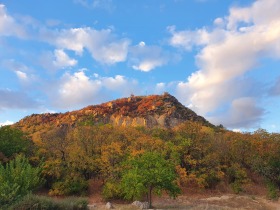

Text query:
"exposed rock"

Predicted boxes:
[[132, 201, 149, 209], [132, 201, 142, 207], [105, 202, 114, 209], [140, 202, 149, 209], [14, 93, 214, 134]]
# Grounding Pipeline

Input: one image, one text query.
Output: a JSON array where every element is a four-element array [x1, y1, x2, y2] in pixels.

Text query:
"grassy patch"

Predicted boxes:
[[8, 194, 88, 210]]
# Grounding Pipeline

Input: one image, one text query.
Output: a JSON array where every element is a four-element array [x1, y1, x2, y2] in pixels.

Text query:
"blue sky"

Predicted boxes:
[[0, 0, 280, 132]]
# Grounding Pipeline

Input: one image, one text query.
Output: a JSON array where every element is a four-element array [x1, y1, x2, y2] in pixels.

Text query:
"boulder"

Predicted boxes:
[[105, 202, 114, 209], [132, 201, 149, 209]]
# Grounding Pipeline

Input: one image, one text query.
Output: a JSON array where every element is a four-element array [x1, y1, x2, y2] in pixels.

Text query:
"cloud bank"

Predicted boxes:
[[169, 0, 280, 128]]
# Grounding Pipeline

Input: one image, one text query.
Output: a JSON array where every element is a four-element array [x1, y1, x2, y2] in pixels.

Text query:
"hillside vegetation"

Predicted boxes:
[[0, 94, 279, 208]]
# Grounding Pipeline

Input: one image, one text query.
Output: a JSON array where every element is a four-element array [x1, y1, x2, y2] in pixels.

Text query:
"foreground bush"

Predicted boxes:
[[49, 175, 88, 196], [9, 194, 88, 210], [0, 155, 44, 207]]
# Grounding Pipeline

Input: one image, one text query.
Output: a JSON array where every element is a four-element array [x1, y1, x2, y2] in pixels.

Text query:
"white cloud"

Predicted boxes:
[[2, 59, 37, 84], [139, 41, 145, 47], [49, 71, 139, 109], [102, 75, 139, 96], [0, 4, 26, 37], [155, 83, 166, 94], [52, 71, 102, 108], [39, 49, 78, 71], [53, 49, 77, 68], [232, 129, 242, 133], [102, 75, 129, 90], [170, 0, 280, 128], [130, 43, 170, 72], [168, 26, 211, 51], [15, 71, 28, 81], [0, 120, 13, 127], [40, 109, 56, 114], [50, 27, 130, 65]]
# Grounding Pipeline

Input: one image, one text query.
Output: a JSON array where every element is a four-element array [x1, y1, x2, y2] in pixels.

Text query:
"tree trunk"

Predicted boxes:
[[148, 186, 153, 208]]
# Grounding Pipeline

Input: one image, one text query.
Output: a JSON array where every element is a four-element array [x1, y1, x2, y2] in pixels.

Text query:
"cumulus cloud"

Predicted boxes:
[[53, 49, 77, 68], [51, 71, 102, 108], [39, 49, 77, 71], [170, 0, 280, 128], [49, 70, 139, 109], [1, 6, 169, 71], [100, 75, 138, 94], [45, 27, 130, 65], [130, 42, 170, 72], [155, 83, 166, 94], [0, 89, 39, 110], [0, 120, 13, 127]]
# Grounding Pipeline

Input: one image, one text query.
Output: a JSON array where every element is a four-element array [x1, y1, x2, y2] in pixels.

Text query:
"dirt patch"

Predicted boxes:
[[88, 179, 280, 209], [88, 195, 280, 210]]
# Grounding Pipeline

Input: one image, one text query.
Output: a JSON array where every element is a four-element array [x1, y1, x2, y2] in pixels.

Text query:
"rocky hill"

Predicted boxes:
[[15, 93, 214, 132]]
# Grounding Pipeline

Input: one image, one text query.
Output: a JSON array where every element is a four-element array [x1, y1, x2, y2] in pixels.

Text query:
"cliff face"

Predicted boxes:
[[15, 93, 213, 130]]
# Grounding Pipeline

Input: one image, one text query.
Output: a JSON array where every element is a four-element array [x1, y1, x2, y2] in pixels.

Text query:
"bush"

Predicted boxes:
[[227, 164, 249, 194], [9, 194, 88, 210], [266, 181, 279, 200], [49, 175, 88, 196], [102, 180, 123, 200], [0, 155, 44, 207]]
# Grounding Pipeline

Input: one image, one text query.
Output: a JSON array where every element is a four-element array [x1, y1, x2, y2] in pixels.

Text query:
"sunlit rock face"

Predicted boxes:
[[15, 93, 213, 130]]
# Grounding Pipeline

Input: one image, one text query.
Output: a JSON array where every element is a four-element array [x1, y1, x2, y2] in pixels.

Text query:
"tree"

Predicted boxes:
[[121, 152, 180, 208], [0, 126, 33, 162], [0, 155, 44, 206]]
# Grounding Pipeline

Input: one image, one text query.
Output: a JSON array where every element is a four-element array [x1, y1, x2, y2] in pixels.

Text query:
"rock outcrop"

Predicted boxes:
[[15, 93, 213, 131]]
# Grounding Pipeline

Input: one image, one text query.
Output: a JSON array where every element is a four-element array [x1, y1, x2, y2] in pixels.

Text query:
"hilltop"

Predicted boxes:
[[15, 93, 214, 131]]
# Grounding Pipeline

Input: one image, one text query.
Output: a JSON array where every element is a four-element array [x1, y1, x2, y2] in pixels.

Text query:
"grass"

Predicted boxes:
[[6, 194, 88, 210]]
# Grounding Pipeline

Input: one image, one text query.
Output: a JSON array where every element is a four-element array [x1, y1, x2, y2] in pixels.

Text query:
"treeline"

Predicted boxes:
[[0, 122, 280, 207]]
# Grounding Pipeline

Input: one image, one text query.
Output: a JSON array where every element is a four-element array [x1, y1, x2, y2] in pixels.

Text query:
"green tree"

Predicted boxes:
[[0, 155, 44, 206], [0, 126, 33, 162], [121, 152, 180, 208]]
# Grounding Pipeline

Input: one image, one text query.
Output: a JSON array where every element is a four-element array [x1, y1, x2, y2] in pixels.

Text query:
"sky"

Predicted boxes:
[[0, 0, 280, 132]]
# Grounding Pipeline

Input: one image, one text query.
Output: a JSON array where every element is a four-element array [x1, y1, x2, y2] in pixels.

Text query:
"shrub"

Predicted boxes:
[[102, 180, 123, 200], [9, 194, 88, 210], [49, 175, 88, 196], [0, 155, 44, 207], [227, 163, 249, 193], [266, 181, 279, 200]]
